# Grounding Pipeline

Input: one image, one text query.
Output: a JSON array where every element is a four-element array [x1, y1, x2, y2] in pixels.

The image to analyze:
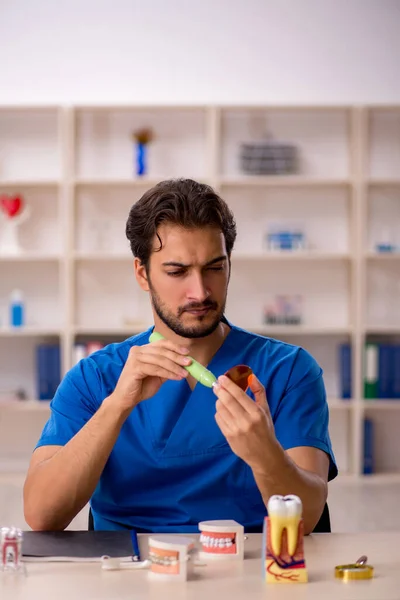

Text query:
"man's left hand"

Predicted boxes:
[[213, 373, 277, 471]]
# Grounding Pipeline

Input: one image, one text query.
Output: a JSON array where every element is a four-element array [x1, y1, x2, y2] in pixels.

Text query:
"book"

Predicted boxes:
[[363, 418, 374, 475], [35, 344, 61, 401], [377, 344, 393, 399], [392, 345, 400, 399], [339, 343, 352, 399]]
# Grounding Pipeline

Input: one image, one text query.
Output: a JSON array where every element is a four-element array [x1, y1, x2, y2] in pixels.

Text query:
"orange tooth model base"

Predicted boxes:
[[263, 517, 308, 583]]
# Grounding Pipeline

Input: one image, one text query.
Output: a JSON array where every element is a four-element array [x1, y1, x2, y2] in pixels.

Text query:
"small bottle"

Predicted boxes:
[[10, 289, 24, 327]]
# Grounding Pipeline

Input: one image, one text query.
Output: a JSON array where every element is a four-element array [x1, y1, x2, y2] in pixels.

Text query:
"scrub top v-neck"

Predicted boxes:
[[35, 322, 337, 533]]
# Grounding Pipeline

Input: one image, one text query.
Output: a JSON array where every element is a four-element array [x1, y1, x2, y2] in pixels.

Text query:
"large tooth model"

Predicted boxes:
[[263, 494, 308, 583]]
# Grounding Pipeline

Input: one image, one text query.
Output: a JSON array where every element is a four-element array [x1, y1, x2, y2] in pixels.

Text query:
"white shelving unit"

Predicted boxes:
[[1, 104, 400, 478]]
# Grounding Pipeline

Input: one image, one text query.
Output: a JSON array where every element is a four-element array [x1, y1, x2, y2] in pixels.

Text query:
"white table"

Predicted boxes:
[[1, 531, 400, 600]]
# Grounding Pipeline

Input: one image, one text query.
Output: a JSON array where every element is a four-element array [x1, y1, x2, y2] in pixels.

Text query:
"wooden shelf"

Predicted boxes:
[[0, 254, 61, 262], [363, 400, 400, 410], [0, 400, 51, 412], [243, 325, 353, 336], [365, 325, 400, 334], [232, 252, 351, 262], [368, 178, 400, 187], [219, 176, 351, 188], [74, 253, 131, 262], [366, 252, 400, 261], [74, 178, 162, 188], [0, 327, 61, 337], [328, 399, 352, 410], [0, 180, 59, 188], [73, 325, 151, 336]]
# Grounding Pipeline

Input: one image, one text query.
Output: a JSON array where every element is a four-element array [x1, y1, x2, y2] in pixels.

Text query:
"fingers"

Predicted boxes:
[[129, 345, 191, 381], [143, 344, 192, 368], [248, 374, 270, 414], [149, 339, 190, 357], [214, 375, 260, 415], [215, 410, 234, 437], [215, 389, 249, 423]]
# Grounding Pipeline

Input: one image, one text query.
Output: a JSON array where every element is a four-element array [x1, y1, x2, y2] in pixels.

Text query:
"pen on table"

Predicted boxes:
[[130, 530, 141, 562]]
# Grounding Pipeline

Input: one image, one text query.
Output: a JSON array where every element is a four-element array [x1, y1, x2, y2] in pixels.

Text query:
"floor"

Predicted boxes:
[[1, 473, 400, 533]]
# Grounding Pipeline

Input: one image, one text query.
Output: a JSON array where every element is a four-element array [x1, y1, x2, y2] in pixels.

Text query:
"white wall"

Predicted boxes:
[[1, 0, 400, 104]]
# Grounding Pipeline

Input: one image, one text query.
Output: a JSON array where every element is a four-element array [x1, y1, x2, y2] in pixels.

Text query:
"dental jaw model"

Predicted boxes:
[[263, 495, 307, 583], [198, 520, 244, 561], [148, 536, 196, 582]]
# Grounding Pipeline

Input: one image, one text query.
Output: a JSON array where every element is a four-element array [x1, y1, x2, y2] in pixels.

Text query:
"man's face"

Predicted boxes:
[[138, 224, 230, 339]]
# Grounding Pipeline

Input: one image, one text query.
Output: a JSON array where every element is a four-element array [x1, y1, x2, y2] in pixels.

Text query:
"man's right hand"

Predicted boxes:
[[109, 338, 192, 413]]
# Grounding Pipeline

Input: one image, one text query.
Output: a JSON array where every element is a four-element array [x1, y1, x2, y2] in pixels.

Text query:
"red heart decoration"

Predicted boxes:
[[0, 195, 23, 218]]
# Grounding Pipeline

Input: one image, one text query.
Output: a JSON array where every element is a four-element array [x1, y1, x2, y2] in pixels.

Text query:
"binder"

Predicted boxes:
[[339, 343, 352, 399], [22, 531, 138, 562], [377, 344, 393, 399], [363, 418, 374, 475], [392, 345, 400, 399]]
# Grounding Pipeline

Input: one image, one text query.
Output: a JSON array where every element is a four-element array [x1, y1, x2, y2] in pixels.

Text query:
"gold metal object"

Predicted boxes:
[[335, 555, 374, 581]]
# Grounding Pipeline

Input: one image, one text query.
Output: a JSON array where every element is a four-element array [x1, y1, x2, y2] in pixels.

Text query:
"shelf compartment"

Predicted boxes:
[[0, 262, 62, 330], [220, 107, 351, 179], [227, 260, 351, 331], [74, 107, 208, 180], [368, 108, 400, 180], [74, 261, 152, 331], [0, 108, 61, 180], [224, 186, 351, 256]]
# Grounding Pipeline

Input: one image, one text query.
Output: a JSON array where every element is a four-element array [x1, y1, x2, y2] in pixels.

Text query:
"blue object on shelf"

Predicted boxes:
[[393, 345, 400, 399], [136, 142, 147, 176], [339, 343, 352, 399], [266, 230, 305, 251], [375, 243, 396, 253], [363, 418, 374, 475], [10, 289, 24, 327], [377, 344, 393, 399], [36, 344, 61, 401]]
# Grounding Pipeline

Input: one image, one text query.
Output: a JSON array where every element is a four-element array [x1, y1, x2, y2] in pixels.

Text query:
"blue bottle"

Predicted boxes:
[[136, 142, 147, 176], [10, 289, 24, 327]]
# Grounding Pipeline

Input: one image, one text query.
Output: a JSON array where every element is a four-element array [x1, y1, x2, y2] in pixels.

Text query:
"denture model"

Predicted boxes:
[[198, 520, 244, 561], [263, 494, 308, 583], [147, 535, 196, 582]]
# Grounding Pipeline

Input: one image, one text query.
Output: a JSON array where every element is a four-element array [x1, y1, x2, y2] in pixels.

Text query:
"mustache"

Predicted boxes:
[[179, 300, 217, 315]]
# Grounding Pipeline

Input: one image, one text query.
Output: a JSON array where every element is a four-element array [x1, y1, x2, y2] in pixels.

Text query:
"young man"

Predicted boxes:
[[24, 178, 337, 534]]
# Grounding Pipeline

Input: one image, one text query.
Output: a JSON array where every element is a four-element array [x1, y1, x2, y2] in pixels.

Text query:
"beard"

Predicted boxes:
[[148, 281, 227, 339]]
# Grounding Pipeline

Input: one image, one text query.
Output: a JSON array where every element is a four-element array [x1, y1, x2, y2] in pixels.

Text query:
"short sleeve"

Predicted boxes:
[[35, 358, 103, 449], [273, 348, 338, 481]]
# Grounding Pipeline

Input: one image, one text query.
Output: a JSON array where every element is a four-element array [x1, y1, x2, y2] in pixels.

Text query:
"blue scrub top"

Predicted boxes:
[[36, 322, 337, 533]]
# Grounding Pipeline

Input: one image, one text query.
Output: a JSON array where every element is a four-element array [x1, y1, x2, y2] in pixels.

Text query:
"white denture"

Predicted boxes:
[[148, 536, 196, 582], [198, 520, 244, 561]]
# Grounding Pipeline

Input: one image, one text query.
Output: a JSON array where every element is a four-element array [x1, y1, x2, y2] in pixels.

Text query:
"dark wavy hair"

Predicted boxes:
[[125, 178, 237, 269]]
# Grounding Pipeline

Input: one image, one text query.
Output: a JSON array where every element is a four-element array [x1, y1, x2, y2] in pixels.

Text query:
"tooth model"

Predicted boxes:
[[263, 495, 308, 583], [147, 535, 196, 582], [198, 520, 244, 561]]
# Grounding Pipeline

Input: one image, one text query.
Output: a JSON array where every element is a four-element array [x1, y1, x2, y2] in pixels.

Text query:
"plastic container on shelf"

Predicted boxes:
[[9, 289, 24, 328]]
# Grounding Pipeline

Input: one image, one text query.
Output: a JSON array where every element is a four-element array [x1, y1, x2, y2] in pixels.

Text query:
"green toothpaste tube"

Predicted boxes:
[[149, 331, 217, 388]]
